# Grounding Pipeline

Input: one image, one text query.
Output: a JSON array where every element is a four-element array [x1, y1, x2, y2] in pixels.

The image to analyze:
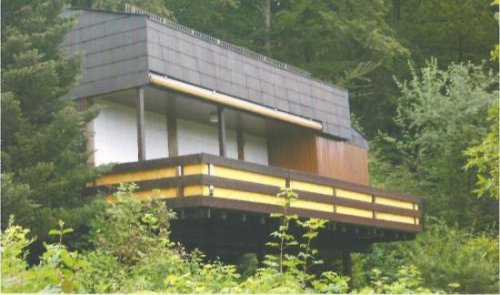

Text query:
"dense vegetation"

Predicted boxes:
[[2, 185, 498, 293], [0, 185, 442, 293], [1, 0, 498, 293], [1, 0, 99, 246]]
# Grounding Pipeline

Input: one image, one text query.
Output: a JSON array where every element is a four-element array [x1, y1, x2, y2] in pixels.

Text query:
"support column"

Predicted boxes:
[[342, 249, 353, 291], [218, 106, 226, 157], [167, 111, 178, 157], [237, 129, 245, 160], [136, 87, 145, 161]]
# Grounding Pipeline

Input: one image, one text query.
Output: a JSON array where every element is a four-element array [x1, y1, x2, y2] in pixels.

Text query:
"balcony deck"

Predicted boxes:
[[88, 154, 422, 236]]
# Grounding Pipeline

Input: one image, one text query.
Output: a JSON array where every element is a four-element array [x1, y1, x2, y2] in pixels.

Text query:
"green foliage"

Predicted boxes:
[[311, 271, 350, 293], [353, 218, 499, 293], [464, 102, 499, 199], [1, 217, 81, 293], [371, 59, 498, 228], [14, 187, 494, 294], [89, 183, 176, 265], [296, 218, 327, 273], [264, 188, 299, 275], [91, 0, 173, 18], [1, 185, 353, 293], [391, 0, 497, 67], [237, 253, 259, 277], [1, 216, 33, 291], [164, 257, 241, 293], [1, 0, 99, 241], [263, 188, 348, 292], [165, 0, 263, 51], [353, 265, 434, 294], [238, 267, 306, 293]]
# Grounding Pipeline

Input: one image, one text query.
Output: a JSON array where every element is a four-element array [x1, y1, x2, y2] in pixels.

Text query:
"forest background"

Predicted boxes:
[[1, 0, 499, 293]]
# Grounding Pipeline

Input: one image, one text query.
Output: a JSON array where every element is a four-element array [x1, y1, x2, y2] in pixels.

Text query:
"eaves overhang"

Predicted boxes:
[[149, 73, 324, 131]]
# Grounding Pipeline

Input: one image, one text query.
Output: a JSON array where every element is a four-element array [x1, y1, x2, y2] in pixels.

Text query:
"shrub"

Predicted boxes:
[[353, 217, 499, 293]]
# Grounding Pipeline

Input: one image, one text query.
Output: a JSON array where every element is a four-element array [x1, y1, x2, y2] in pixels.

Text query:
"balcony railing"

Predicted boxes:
[[87, 154, 422, 233]]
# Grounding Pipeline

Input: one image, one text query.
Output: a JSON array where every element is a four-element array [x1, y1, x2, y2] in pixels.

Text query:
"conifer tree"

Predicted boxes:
[[1, 0, 98, 241]]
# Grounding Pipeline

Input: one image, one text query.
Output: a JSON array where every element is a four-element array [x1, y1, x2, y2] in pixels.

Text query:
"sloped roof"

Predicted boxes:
[[62, 8, 367, 146]]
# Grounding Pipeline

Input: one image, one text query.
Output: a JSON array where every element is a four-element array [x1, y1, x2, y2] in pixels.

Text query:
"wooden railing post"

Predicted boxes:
[[372, 195, 376, 219], [177, 165, 184, 197]]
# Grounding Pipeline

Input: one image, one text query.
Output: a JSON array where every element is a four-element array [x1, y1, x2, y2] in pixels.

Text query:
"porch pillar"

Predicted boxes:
[[136, 87, 146, 161], [237, 129, 245, 160], [218, 106, 226, 157], [167, 111, 178, 157]]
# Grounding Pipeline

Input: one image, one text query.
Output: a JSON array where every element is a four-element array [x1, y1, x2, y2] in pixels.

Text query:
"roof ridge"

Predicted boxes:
[[122, 4, 312, 79]]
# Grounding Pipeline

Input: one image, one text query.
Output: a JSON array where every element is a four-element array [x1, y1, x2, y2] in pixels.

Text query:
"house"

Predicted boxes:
[[64, 5, 421, 270]]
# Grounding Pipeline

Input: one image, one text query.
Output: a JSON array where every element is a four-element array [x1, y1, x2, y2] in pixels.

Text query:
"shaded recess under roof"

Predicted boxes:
[[61, 8, 367, 147]]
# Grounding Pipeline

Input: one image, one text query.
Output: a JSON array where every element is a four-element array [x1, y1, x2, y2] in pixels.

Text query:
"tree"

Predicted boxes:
[[165, 0, 265, 52], [1, 0, 98, 242], [354, 0, 498, 138], [464, 102, 499, 200], [370, 59, 498, 229], [462, 2, 500, 200], [391, 0, 498, 68], [271, 0, 408, 85]]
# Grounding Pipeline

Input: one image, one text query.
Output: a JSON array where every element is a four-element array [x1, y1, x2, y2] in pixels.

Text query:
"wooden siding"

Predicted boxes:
[[268, 134, 369, 185], [316, 137, 369, 185], [267, 133, 318, 174]]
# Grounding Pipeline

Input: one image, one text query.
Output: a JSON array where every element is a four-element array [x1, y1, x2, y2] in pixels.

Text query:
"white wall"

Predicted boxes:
[[93, 101, 168, 165], [176, 117, 268, 164], [144, 111, 168, 160], [244, 133, 268, 165], [93, 101, 268, 165], [177, 118, 238, 159], [93, 102, 138, 165]]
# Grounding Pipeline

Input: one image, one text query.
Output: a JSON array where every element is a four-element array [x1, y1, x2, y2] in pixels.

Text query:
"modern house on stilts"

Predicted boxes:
[[64, 5, 422, 273]]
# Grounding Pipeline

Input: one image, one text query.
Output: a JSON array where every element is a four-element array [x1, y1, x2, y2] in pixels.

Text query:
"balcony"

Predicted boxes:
[[87, 153, 422, 237]]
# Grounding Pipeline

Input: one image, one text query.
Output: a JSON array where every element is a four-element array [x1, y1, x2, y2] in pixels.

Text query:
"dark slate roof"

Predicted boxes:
[[61, 11, 149, 98], [62, 9, 367, 145]]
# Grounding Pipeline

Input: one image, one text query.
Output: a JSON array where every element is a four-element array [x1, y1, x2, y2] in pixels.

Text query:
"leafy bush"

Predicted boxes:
[[353, 217, 499, 293], [1, 217, 80, 293], [353, 265, 433, 294]]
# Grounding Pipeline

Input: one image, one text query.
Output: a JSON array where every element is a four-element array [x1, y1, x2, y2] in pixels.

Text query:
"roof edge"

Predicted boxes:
[[67, 6, 348, 93]]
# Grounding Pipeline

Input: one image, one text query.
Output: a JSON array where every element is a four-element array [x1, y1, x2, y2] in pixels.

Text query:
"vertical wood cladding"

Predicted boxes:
[[268, 133, 318, 175], [268, 134, 369, 185], [315, 137, 369, 185]]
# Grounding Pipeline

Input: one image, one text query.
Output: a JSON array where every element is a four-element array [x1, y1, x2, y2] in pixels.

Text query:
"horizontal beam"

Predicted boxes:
[[87, 153, 422, 204], [86, 174, 421, 217], [149, 73, 323, 131], [165, 196, 422, 233]]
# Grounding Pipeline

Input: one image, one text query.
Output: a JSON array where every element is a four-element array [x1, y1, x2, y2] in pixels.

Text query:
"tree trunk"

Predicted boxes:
[[264, 0, 271, 54]]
